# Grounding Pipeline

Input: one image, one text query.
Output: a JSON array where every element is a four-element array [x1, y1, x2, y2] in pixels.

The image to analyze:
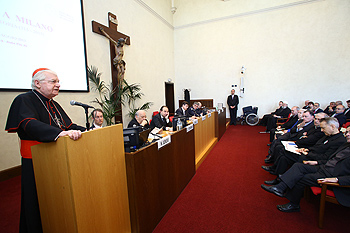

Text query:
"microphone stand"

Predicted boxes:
[[84, 107, 90, 131]]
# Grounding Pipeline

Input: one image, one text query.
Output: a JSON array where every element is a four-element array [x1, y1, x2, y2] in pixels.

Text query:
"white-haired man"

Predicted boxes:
[[5, 68, 85, 232]]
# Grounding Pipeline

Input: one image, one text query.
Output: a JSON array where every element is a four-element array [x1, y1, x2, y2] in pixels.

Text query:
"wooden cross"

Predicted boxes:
[[92, 12, 131, 124]]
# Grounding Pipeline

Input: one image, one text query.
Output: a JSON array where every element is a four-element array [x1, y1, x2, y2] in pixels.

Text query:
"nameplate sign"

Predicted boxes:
[[186, 124, 194, 132], [158, 135, 171, 150], [208, 113, 211, 118], [202, 115, 206, 121], [193, 119, 199, 125]]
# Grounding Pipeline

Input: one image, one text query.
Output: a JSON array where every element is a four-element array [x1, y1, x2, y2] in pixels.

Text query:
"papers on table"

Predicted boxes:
[[281, 141, 301, 155]]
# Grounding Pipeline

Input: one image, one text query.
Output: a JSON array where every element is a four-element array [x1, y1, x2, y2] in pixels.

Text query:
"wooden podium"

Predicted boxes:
[[31, 124, 131, 233]]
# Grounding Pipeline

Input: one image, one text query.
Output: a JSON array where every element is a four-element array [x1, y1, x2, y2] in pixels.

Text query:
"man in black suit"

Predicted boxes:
[[269, 106, 299, 142], [150, 106, 172, 130], [227, 89, 239, 125], [261, 125, 350, 212], [128, 110, 150, 129], [313, 102, 323, 114], [175, 101, 189, 117], [90, 109, 104, 130], [324, 101, 336, 116], [263, 117, 346, 183], [331, 104, 347, 126], [265, 102, 292, 132], [259, 101, 283, 127], [188, 102, 200, 117], [345, 100, 350, 120]]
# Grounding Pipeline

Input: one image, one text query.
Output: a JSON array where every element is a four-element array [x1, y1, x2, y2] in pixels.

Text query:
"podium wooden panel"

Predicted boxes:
[[195, 112, 218, 169], [125, 128, 195, 233], [31, 124, 131, 233]]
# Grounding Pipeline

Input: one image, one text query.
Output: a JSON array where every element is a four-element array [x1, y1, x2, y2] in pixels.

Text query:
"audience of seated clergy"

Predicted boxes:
[[90, 109, 104, 130], [324, 101, 336, 116], [331, 104, 347, 126], [188, 102, 200, 117], [175, 101, 189, 117], [128, 110, 150, 130], [262, 117, 346, 184], [261, 125, 350, 213], [269, 106, 299, 143], [150, 106, 172, 130], [264, 110, 321, 164]]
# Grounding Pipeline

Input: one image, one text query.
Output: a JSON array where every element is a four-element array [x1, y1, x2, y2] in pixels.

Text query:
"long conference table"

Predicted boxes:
[[32, 108, 226, 233]]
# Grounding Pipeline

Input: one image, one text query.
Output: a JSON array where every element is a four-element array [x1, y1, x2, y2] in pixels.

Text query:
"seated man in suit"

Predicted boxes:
[[302, 100, 310, 109], [188, 102, 200, 118], [150, 106, 172, 130], [313, 102, 323, 114], [196, 102, 207, 116], [128, 110, 150, 130], [269, 106, 299, 143], [259, 101, 283, 127], [331, 104, 347, 126], [90, 109, 104, 130], [175, 101, 189, 117], [261, 125, 350, 212], [264, 102, 291, 132], [324, 101, 336, 116], [345, 100, 350, 120], [263, 117, 346, 184]]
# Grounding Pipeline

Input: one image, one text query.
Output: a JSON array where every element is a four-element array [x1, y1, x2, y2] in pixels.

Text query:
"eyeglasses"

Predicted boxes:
[[42, 79, 60, 84]]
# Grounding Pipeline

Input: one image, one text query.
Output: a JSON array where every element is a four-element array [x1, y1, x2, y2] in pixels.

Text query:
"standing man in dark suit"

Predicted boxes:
[[150, 106, 172, 130], [261, 125, 350, 212], [227, 89, 239, 125]]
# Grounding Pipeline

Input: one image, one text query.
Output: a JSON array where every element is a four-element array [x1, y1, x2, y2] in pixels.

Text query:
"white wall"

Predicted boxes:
[[0, 0, 174, 171], [173, 0, 350, 116]]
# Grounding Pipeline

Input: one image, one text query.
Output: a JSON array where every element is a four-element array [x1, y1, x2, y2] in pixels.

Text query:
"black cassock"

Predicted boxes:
[[5, 89, 85, 233]]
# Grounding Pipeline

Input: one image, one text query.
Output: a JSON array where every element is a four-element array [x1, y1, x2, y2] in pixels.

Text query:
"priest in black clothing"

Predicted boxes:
[[150, 106, 172, 130], [5, 68, 86, 233], [127, 109, 150, 130]]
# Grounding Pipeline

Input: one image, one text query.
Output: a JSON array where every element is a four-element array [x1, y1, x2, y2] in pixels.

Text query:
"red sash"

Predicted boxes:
[[20, 140, 42, 159]]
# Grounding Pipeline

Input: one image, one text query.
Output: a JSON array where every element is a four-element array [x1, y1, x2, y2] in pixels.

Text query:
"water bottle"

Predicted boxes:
[[176, 119, 182, 131]]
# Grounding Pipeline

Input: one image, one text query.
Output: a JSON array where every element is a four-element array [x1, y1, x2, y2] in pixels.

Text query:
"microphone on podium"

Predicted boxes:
[[70, 100, 94, 109]]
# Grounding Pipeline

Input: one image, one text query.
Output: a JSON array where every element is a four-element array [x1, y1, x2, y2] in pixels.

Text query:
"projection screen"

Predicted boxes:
[[0, 0, 88, 91]]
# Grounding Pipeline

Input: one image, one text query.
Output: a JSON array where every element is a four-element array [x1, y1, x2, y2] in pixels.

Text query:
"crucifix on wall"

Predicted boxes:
[[92, 12, 131, 123]]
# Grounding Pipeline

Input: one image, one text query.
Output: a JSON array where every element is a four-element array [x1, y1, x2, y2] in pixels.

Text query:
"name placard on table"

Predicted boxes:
[[202, 115, 206, 120], [192, 119, 199, 125], [158, 135, 171, 150], [186, 124, 194, 132]]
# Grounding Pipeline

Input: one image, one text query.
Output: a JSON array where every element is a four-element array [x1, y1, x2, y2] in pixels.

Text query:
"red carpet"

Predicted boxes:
[[1, 126, 349, 232], [0, 175, 20, 233], [153, 125, 349, 233]]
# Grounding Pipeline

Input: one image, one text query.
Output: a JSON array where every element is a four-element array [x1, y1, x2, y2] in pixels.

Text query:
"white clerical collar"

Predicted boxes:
[[93, 123, 102, 128]]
